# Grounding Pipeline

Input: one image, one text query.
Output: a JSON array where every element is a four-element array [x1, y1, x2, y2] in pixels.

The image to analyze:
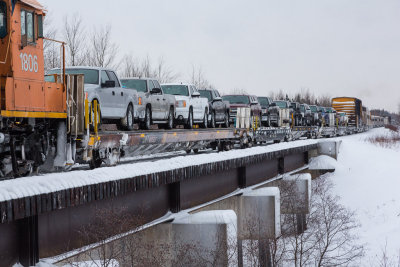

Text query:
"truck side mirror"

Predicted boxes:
[[192, 91, 200, 97], [150, 88, 162, 94]]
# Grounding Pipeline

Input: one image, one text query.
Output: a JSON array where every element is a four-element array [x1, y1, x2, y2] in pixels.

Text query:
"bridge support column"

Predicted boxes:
[[278, 157, 284, 174], [18, 215, 39, 266], [172, 210, 238, 267], [238, 188, 280, 267], [169, 182, 181, 213], [317, 140, 341, 159]]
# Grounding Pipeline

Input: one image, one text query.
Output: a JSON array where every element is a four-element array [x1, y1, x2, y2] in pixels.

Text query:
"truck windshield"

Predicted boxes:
[[258, 97, 270, 107], [309, 106, 317, 112], [47, 69, 99, 85], [222, 95, 249, 104], [273, 101, 287, 109], [300, 105, 305, 112], [199, 90, 212, 101], [120, 79, 147, 92], [161, 85, 189, 96]]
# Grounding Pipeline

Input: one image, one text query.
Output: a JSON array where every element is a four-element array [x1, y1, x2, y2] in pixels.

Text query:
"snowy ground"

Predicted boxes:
[[327, 128, 400, 265]]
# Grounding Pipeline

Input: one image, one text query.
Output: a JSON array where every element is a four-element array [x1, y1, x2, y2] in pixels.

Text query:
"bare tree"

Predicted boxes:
[[43, 13, 60, 71], [120, 54, 143, 78], [189, 64, 214, 89], [63, 13, 86, 66], [86, 25, 119, 68], [230, 88, 248, 94], [154, 56, 179, 83]]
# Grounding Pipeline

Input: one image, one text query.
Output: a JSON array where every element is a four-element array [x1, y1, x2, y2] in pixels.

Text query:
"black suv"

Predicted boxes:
[[198, 89, 230, 128], [258, 96, 273, 127]]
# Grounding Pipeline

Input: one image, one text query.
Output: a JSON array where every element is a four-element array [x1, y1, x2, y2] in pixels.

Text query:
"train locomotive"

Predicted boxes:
[[0, 0, 70, 176]]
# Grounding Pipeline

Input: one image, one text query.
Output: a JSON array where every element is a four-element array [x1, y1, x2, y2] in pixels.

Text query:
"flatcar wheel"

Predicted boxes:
[[89, 150, 102, 169]]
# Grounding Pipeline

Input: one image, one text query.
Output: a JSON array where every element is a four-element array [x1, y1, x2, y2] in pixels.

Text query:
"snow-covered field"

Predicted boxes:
[[328, 128, 400, 265]]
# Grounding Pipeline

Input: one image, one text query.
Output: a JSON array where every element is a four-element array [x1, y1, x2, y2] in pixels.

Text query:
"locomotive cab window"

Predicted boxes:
[[0, 1, 7, 39], [20, 9, 35, 46]]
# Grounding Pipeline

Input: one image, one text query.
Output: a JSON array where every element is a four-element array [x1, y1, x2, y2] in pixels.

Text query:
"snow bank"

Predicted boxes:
[[309, 155, 337, 170], [328, 128, 400, 264], [0, 139, 317, 202]]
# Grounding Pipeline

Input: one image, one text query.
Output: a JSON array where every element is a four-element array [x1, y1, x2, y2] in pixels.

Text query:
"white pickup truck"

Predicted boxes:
[[161, 83, 209, 129]]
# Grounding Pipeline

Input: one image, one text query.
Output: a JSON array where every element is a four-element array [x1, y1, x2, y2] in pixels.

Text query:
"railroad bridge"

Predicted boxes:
[[0, 139, 339, 266]]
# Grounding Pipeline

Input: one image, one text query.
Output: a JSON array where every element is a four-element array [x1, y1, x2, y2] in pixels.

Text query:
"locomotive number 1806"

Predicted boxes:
[[19, 52, 39, 73]]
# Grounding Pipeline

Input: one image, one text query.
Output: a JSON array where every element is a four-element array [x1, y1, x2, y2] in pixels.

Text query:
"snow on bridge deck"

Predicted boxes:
[[0, 139, 317, 203]]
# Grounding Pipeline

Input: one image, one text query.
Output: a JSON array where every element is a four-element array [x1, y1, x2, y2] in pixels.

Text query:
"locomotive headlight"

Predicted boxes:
[[176, 100, 186, 108], [138, 97, 142, 105]]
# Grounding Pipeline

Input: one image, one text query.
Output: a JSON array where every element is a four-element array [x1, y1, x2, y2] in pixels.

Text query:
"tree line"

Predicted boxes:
[[44, 13, 333, 106]]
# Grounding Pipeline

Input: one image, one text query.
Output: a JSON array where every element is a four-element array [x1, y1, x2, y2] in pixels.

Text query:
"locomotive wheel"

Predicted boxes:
[[223, 112, 229, 128]]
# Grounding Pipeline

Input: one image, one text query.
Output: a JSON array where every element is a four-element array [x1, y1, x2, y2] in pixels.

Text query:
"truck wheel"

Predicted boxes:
[[185, 109, 193, 129], [140, 106, 151, 130], [200, 110, 208, 128], [209, 112, 216, 128], [165, 108, 174, 129], [120, 104, 134, 131], [223, 112, 229, 128]]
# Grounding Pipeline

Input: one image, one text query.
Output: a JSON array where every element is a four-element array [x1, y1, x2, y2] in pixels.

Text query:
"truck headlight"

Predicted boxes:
[[176, 100, 186, 108], [138, 97, 142, 105]]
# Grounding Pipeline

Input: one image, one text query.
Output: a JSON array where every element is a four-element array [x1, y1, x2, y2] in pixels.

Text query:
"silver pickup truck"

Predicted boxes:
[[120, 78, 176, 130], [47, 66, 138, 130]]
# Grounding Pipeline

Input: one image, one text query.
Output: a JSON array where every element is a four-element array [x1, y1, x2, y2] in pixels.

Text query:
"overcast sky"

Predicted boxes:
[[40, 0, 400, 112]]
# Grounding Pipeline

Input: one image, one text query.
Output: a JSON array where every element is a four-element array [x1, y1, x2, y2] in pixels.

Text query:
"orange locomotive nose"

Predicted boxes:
[[0, 0, 67, 119]]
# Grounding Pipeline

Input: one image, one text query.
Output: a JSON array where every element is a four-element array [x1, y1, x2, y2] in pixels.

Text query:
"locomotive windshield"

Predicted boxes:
[[161, 85, 189, 96], [120, 79, 147, 92], [222, 95, 249, 104], [0, 1, 6, 39]]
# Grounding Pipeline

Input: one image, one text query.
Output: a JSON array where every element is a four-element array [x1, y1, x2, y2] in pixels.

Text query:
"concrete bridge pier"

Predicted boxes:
[[237, 188, 281, 267]]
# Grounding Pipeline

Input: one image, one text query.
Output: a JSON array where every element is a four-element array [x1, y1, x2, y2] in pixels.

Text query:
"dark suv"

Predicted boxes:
[[290, 102, 303, 126], [198, 89, 230, 128], [257, 96, 273, 127], [222, 94, 262, 126], [300, 104, 312, 126]]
